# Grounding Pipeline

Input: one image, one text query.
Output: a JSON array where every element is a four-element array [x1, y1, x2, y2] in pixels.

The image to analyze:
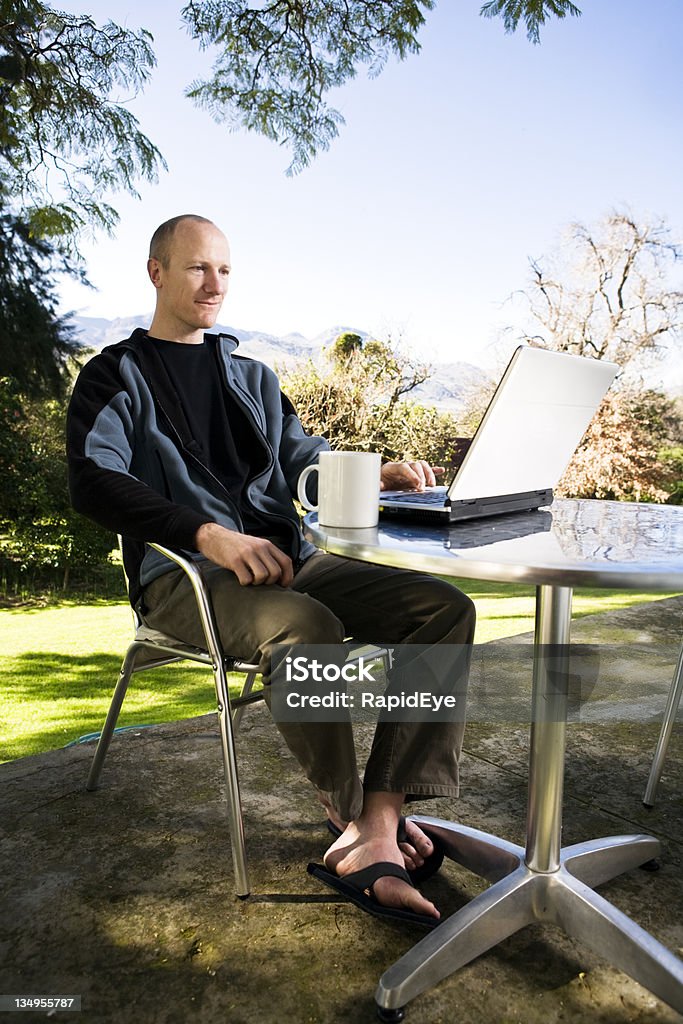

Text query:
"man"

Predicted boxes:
[[67, 214, 476, 925]]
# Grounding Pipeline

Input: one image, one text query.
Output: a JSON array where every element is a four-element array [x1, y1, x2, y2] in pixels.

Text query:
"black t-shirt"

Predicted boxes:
[[147, 335, 293, 554]]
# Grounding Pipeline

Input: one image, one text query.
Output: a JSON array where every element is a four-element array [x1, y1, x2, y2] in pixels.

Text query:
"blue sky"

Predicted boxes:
[[56, 0, 683, 366]]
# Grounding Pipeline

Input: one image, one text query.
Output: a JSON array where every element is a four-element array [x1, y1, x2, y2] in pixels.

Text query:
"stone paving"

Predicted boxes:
[[1, 597, 682, 1024]]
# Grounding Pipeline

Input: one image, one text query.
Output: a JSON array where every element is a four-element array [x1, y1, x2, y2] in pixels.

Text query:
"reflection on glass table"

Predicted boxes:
[[303, 500, 683, 1022], [312, 499, 683, 589]]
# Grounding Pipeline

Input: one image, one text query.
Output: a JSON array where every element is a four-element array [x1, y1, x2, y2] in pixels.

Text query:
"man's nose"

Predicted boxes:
[[203, 269, 223, 293]]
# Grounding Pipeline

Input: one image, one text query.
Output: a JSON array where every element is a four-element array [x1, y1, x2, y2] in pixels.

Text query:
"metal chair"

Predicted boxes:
[[87, 540, 393, 897], [643, 639, 683, 806], [86, 541, 264, 897]]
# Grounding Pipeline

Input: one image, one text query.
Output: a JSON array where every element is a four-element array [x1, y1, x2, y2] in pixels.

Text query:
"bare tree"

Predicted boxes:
[[490, 211, 683, 502], [513, 212, 683, 373]]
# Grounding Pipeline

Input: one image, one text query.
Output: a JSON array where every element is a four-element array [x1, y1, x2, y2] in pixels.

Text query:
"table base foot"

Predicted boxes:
[[551, 869, 683, 1014], [377, 819, 682, 1017], [561, 833, 661, 888]]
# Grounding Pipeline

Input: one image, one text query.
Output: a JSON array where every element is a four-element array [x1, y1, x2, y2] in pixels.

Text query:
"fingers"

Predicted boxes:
[[406, 460, 438, 489], [380, 460, 445, 491], [273, 546, 295, 587], [195, 523, 293, 586], [237, 541, 294, 587], [258, 544, 294, 587]]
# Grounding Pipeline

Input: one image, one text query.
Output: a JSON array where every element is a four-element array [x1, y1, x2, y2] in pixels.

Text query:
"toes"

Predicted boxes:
[[403, 820, 434, 859], [399, 848, 419, 871], [398, 841, 423, 870], [407, 892, 440, 920], [373, 876, 440, 920]]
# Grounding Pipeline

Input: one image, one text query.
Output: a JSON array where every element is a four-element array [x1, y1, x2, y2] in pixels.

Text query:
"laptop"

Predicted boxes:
[[378, 345, 619, 524]]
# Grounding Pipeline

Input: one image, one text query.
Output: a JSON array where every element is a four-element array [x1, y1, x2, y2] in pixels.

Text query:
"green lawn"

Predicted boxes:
[[1, 580, 680, 763]]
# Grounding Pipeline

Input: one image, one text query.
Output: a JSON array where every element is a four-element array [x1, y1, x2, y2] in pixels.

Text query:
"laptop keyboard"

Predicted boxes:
[[382, 490, 447, 506]]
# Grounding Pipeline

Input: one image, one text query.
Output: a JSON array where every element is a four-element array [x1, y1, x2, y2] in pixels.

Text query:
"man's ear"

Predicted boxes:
[[147, 257, 163, 288]]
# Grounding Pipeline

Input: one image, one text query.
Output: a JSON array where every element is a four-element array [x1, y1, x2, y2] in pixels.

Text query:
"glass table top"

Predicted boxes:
[[304, 499, 683, 590]]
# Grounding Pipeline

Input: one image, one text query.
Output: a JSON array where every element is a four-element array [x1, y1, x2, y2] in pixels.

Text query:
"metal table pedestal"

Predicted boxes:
[[303, 503, 683, 1019], [375, 586, 683, 1018]]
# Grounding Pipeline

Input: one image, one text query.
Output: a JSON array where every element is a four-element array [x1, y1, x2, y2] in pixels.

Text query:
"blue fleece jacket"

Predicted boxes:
[[66, 328, 328, 607]]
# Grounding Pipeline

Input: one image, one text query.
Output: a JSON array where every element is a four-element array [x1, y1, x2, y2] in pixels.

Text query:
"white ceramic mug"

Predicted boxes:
[[297, 451, 382, 528]]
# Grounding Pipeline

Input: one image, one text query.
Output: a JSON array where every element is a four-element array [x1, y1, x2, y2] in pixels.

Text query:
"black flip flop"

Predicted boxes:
[[325, 815, 445, 885], [307, 861, 439, 929]]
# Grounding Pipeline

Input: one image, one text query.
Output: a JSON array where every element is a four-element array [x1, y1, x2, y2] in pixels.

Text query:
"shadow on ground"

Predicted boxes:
[[0, 598, 682, 1023]]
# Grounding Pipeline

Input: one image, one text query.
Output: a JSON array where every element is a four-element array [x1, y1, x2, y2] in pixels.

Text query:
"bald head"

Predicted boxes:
[[149, 214, 216, 270]]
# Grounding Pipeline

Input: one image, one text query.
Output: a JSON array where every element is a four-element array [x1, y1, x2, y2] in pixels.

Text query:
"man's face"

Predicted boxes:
[[148, 221, 231, 341]]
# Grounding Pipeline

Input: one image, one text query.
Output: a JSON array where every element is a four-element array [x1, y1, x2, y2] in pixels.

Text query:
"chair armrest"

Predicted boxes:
[[147, 542, 224, 666], [148, 541, 201, 579]]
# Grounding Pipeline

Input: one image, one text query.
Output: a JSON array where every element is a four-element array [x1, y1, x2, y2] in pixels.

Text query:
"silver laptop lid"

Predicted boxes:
[[449, 346, 618, 501]]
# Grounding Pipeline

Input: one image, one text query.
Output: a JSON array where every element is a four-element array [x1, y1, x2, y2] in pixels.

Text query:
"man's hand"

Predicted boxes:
[[195, 522, 294, 587], [380, 460, 445, 492]]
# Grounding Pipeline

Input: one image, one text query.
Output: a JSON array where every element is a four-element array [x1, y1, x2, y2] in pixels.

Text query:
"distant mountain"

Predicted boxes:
[[409, 362, 491, 410], [71, 314, 321, 364], [70, 315, 488, 412]]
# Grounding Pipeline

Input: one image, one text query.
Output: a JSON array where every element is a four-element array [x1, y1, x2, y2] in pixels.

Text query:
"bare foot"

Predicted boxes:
[[316, 792, 436, 873], [324, 822, 440, 921]]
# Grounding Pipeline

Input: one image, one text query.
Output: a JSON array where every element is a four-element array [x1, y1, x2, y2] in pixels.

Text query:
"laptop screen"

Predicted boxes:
[[448, 347, 618, 501]]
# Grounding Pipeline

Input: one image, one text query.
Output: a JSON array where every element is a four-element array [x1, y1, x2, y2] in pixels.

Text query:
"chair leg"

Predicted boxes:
[[86, 642, 145, 791], [232, 670, 259, 730], [643, 643, 683, 806], [212, 658, 251, 897]]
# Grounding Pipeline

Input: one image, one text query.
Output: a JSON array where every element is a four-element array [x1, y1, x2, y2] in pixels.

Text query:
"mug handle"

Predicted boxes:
[[297, 464, 319, 511]]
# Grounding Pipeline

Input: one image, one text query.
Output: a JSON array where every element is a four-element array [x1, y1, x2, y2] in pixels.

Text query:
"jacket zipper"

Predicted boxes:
[[213, 344, 303, 561]]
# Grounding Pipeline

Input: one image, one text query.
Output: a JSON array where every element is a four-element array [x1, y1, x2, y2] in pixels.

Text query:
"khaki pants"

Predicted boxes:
[[142, 552, 476, 821]]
